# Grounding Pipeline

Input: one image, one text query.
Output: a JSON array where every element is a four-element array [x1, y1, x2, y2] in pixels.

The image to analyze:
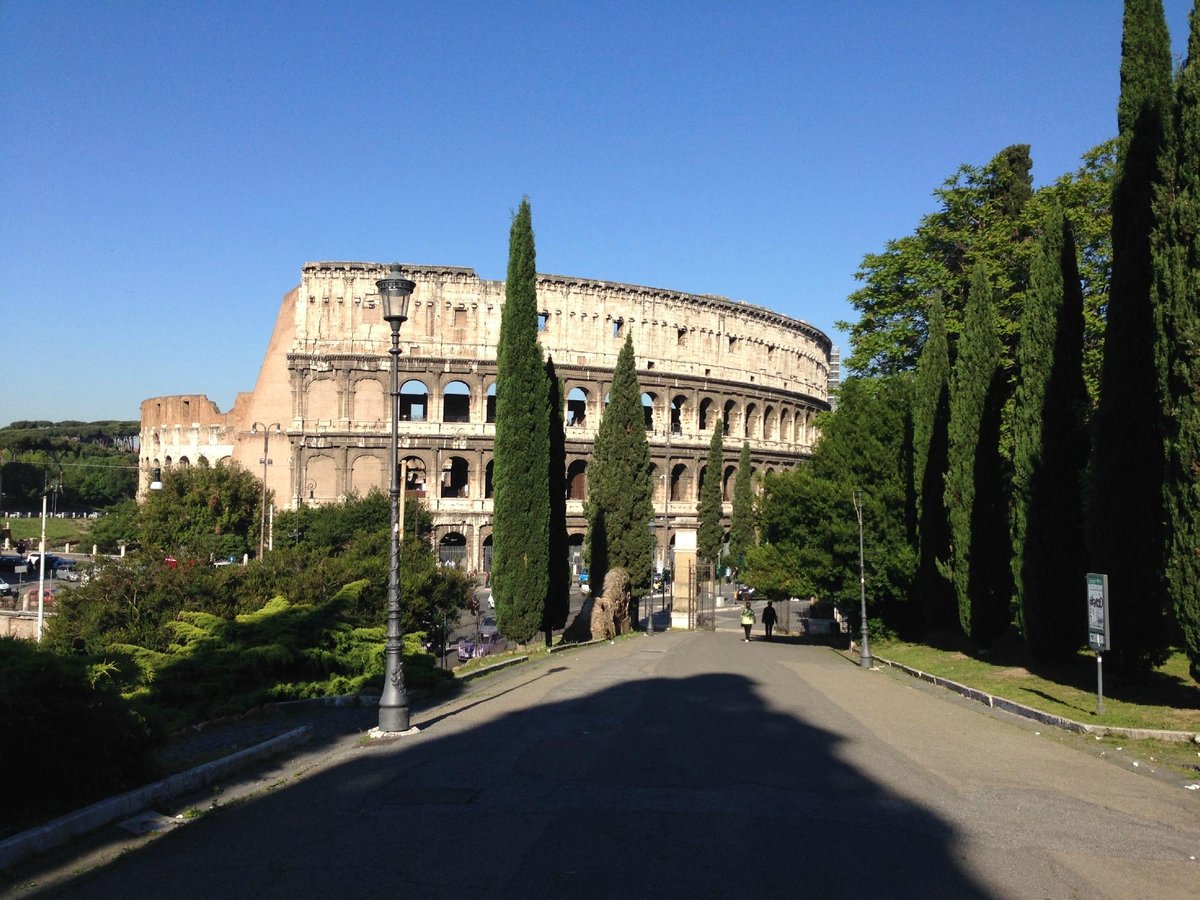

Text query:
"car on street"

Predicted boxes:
[[0, 577, 13, 598], [456, 616, 507, 661]]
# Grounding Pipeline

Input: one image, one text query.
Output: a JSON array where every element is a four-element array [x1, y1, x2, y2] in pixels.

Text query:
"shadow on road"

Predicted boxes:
[[27, 660, 994, 898]]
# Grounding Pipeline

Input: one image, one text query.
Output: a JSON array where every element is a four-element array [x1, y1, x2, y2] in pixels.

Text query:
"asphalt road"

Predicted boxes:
[[12, 631, 1199, 898]]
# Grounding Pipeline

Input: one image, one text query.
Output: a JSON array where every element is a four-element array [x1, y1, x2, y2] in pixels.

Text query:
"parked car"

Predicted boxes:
[[0, 577, 13, 598], [456, 616, 507, 661]]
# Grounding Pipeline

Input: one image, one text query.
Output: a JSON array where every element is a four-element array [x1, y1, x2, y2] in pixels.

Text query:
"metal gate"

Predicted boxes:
[[691, 561, 716, 630]]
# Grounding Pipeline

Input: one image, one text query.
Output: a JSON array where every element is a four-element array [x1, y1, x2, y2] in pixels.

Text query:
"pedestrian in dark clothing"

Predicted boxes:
[[762, 600, 778, 641]]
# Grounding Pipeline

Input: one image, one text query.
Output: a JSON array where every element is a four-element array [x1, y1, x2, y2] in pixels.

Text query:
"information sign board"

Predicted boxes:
[[1087, 573, 1109, 651]]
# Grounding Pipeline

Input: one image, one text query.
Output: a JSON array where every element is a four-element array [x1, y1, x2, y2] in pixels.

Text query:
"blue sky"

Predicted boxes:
[[1, 1, 1194, 423]]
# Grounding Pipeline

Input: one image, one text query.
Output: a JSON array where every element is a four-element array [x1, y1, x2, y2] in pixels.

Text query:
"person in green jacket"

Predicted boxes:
[[740, 599, 755, 642]]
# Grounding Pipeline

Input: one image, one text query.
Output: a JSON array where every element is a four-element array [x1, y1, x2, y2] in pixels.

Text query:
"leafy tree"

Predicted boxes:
[[136, 458, 262, 561], [911, 296, 956, 630], [840, 144, 1037, 377], [544, 357, 571, 639], [1088, 0, 1175, 677], [584, 333, 655, 612], [492, 198, 551, 644], [750, 377, 916, 629], [1012, 205, 1091, 659], [697, 421, 726, 566], [946, 264, 1013, 645], [727, 441, 755, 576], [1156, 6, 1200, 680]]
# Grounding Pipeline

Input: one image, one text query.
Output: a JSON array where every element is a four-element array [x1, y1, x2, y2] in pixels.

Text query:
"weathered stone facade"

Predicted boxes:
[[140, 262, 833, 572]]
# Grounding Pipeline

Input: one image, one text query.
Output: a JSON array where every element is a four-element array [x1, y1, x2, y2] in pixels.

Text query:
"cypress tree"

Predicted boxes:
[[946, 263, 1013, 644], [697, 421, 725, 567], [728, 441, 755, 578], [544, 356, 571, 641], [912, 297, 957, 630], [1013, 204, 1091, 659], [492, 198, 551, 645], [584, 333, 655, 614], [1088, 0, 1174, 676], [1157, 6, 1200, 680]]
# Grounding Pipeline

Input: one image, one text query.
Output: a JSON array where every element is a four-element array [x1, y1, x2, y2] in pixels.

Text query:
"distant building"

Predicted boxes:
[[141, 262, 832, 572]]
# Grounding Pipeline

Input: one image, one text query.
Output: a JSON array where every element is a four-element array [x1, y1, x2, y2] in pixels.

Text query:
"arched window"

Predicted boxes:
[[722, 400, 737, 436], [744, 403, 759, 439], [402, 456, 427, 494], [567, 387, 588, 427], [642, 392, 655, 431], [670, 394, 686, 433], [440, 456, 470, 498], [699, 397, 713, 431], [485, 459, 494, 498], [442, 380, 470, 423], [400, 380, 429, 421], [567, 459, 588, 500], [486, 383, 497, 423], [438, 532, 467, 567], [723, 464, 737, 501]]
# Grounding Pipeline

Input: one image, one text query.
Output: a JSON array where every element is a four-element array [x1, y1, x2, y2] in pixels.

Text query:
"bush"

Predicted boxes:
[[0, 637, 159, 838]]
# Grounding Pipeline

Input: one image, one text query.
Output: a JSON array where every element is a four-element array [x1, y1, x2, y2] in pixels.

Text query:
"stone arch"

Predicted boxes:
[[482, 533, 494, 571], [567, 459, 588, 500], [485, 459, 494, 498], [353, 377, 386, 423], [486, 382, 497, 423], [670, 462, 691, 502], [669, 393, 686, 433], [400, 379, 428, 422], [402, 455, 428, 494], [307, 454, 338, 501], [763, 405, 776, 440], [723, 464, 737, 501], [438, 531, 467, 567], [350, 454, 382, 495], [698, 397, 714, 431], [440, 455, 470, 498], [567, 386, 588, 428], [779, 408, 791, 443], [642, 392, 655, 431], [308, 378, 339, 421], [568, 532, 585, 571], [744, 403, 759, 440], [178, 456, 191, 467], [722, 399, 738, 436], [442, 380, 470, 423]]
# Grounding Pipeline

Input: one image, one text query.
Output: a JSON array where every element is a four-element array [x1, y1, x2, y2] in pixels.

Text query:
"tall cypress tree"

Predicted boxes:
[[1088, 0, 1174, 676], [728, 441, 755, 577], [1157, 6, 1200, 680], [544, 356, 571, 641], [585, 333, 655, 614], [492, 198, 551, 645], [697, 421, 726, 567], [1013, 204, 1091, 659], [912, 297, 956, 630], [946, 263, 1012, 644]]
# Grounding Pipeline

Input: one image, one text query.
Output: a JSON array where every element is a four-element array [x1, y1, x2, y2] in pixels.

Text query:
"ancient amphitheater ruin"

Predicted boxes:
[[140, 262, 835, 573]]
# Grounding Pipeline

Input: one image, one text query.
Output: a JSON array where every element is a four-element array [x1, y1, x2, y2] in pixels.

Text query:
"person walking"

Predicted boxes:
[[740, 598, 755, 642], [762, 600, 778, 641]]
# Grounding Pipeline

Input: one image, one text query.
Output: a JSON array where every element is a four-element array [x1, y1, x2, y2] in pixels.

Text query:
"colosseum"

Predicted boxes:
[[140, 261, 835, 574]]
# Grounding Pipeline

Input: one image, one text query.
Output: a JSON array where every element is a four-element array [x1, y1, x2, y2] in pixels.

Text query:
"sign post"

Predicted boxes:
[[1086, 573, 1110, 714]]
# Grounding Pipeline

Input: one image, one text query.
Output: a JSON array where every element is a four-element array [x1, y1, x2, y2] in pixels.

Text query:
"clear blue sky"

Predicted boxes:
[[1, 1, 1194, 424]]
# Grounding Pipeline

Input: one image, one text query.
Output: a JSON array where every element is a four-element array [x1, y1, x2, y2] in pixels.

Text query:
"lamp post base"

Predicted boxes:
[[368, 724, 421, 739]]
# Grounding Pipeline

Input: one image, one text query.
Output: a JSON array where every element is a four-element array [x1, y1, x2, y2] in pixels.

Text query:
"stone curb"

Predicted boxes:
[[0, 726, 314, 873], [873, 655, 1200, 744], [454, 654, 530, 681]]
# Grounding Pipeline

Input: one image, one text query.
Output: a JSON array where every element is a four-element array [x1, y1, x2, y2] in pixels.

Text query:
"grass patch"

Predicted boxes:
[[874, 638, 1200, 733], [2, 517, 95, 549]]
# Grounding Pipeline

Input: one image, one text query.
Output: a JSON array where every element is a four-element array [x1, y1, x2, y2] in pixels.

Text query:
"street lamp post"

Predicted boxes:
[[377, 265, 416, 734], [251, 422, 281, 559], [853, 489, 873, 669]]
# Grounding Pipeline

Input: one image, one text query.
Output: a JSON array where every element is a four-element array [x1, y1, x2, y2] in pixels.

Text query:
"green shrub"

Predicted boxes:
[[0, 637, 159, 838]]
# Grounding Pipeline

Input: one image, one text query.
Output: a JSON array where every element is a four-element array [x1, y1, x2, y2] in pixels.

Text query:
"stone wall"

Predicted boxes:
[[141, 262, 834, 571]]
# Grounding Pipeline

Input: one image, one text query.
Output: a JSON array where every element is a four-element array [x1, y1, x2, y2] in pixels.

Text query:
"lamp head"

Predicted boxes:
[[377, 265, 416, 327]]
